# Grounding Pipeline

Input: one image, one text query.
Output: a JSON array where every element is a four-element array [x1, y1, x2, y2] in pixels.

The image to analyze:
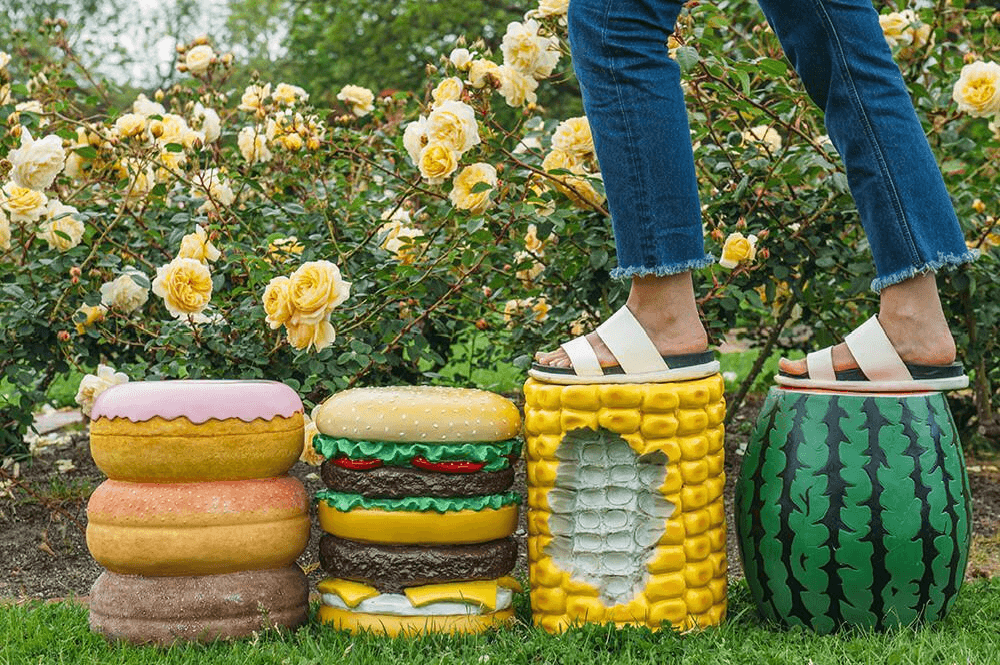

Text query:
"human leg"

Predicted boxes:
[[534, 0, 713, 378], [753, 0, 974, 386]]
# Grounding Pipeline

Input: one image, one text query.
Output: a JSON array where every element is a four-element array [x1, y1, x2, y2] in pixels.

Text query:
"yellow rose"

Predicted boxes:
[[1, 181, 48, 222], [37, 200, 84, 251], [467, 59, 501, 89], [238, 126, 272, 164], [449, 48, 473, 71], [191, 103, 221, 143], [75, 364, 129, 418], [426, 100, 480, 155], [285, 318, 336, 352], [524, 223, 546, 254], [449, 162, 497, 214], [417, 143, 459, 184], [378, 220, 426, 264], [152, 257, 213, 317], [74, 303, 107, 335], [432, 77, 465, 105], [115, 159, 154, 202], [299, 415, 324, 465], [272, 82, 309, 106], [402, 116, 429, 165], [542, 150, 604, 208], [184, 44, 215, 75], [501, 19, 560, 79], [262, 275, 293, 329], [0, 216, 11, 250], [552, 116, 594, 158], [133, 93, 166, 117], [114, 113, 149, 140], [536, 0, 569, 17], [336, 84, 375, 117], [719, 232, 759, 269], [288, 260, 351, 324], [953, 60, 1000, 118], [239, 83, 271, 113], [267, 236, 305, 262], [530, 297, 550, 322], [879, 11, 913, 48], [743, 125, 782, 152], [177, 225, 221, 264], [8, 128, 66, 191], [495, 65, 538, 107], [100, 270, 149, 313]]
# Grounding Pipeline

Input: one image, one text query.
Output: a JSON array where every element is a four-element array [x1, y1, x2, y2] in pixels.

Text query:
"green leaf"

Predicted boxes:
[[674, 46, 701, 74]]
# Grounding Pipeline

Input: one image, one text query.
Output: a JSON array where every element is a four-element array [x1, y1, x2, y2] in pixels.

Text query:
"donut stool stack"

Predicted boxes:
[[735, 387, 972, 633], [85, 380, 311, 645], [522, 375, 728, 632]]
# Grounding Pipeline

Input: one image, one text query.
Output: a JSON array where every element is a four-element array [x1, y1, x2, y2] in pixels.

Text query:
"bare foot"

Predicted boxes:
[[534, 272, 709, 369], [778, 272, 957, 377]]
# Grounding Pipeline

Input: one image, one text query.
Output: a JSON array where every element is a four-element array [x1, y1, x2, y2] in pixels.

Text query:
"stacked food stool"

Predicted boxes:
[[309, 386, 524, 636], [85, 380, 311, 645], [735, 387, 972, 633], [522, 376, 728, 632]]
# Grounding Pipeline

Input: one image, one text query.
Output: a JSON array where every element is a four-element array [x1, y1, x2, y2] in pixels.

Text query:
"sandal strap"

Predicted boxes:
[[806, 348, 836, 381], [595, 306, 668, 375], [844, 315, 912, 382], [561, 336, 603, 377]]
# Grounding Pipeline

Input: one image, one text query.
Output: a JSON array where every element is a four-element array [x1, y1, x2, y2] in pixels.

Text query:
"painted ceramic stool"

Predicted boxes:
[[735, 387, 971, 634], [85, 380, 310, 645], [523, 375, 728, 633]]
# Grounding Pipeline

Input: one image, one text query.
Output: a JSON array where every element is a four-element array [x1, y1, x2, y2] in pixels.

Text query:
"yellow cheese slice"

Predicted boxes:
[[317, 578, 380, 608], [404, 580, 500, 611], [496, 576, 524, 593]]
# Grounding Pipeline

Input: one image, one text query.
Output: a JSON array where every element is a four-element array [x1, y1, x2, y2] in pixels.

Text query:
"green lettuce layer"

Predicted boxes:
[[314, 435, 522, 472], [316, 490, 521, 514]]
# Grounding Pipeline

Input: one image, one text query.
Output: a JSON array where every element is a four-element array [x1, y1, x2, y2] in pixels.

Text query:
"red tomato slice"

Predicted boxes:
[[331, 456, 383, 470], [411, 456, 485, 474]]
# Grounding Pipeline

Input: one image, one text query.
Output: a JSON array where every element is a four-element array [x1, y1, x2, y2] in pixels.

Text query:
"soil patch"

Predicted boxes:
[[2, 394, 998, 602]]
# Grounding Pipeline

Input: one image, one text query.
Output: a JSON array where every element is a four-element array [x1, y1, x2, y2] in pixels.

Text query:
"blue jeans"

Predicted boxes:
[[567, 0, 976, 291]]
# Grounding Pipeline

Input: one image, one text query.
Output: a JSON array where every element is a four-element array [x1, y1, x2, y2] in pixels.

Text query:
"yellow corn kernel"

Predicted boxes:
[[538, 615, 570, 633], [607, 597, 649, 622], [532, 587, 567, 614], [708, 499, 725, 527], [678, 384, 711, 408], [534, 383, 563, 409], [642, 389, 679, 413], [526, 409, 562, 436], [560, 385, 601, 410], [527, 459, 559, 487], [684, 587, 715, 614], [599, 384, 644, 408], [640, 414, 679, 439], [706, 401, 725, 426], [705, 477, 725, 503], [528, 510, 551, 537], [683, 509, 710, 536], [706, 449, 724, 476], [707, 526, 726, 553], [647, 545, 686, 573], [563, 577, 600, 596], [676, 409, 709, 435], [680, 459, 709, 484], [660, 467, 683, 494], [645, 572, 686, 601], [678, 435, 709, 460], [528, 534, 552, 563], [681, 485, 709, 511], [709, 577, 727, 603], [659, 520, 687, 546], [598, 408, 641, 434], [706, 427, 724, 453], [531, 557, 566, 587], [527, 487, 550, 511], [562, 409, 598, 431], [684, 559, 715, 588], [566, 596, 606, 622], [649, 599, 688, 627], [683, 534, 711, 562]]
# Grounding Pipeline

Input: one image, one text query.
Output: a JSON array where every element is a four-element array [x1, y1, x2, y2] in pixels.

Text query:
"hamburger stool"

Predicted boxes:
[[311, 386, 523, 636], [85, 380, 311, 645], [522, 375, 728, 632], [735, 387, 972, 633]]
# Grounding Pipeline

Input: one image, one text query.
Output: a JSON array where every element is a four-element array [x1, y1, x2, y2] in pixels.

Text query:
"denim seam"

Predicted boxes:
[[610, 255, 717, 281], [600, 0, 653, 264], [869, 249, 979, 293], [808, 0, 921, 268]]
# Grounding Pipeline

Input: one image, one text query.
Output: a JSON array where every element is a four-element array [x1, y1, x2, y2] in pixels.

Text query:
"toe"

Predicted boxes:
[[779, 356, 807, 376]]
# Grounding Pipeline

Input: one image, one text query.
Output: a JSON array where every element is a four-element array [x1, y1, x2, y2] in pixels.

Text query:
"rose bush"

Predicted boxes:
[[1, 1, 998, 455]]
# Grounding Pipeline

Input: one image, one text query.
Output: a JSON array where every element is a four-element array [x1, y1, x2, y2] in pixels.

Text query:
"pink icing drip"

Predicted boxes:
[[91, 380, 303, 423]]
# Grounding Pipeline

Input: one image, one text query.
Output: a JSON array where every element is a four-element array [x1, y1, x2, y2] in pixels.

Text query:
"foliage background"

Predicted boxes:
[[1, 0, 998, 456]]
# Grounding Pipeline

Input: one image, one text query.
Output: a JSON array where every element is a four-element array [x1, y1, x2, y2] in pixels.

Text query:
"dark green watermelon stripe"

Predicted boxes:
[[927, 396, 965, 609], [774, 393, 812, 626], [859, 397, 892, 631], [899, 399, 936, 618], [742, 395, 782, 621], [817, 396, 850, 629]]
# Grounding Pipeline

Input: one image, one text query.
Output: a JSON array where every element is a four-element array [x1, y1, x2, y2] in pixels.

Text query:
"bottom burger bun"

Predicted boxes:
[[89, 566, 309, 645], [317, 606, 515, 636]]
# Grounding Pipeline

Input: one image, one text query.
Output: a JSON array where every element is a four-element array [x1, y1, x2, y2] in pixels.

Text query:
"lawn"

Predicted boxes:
[[3, 579, 999, 665]]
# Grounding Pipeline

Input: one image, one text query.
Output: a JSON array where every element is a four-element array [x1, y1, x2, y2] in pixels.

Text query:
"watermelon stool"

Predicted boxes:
[[735, 387, 972, 634]]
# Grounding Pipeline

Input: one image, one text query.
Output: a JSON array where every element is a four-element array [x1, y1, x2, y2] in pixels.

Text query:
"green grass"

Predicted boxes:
[[3, 579, 998, 665], [719, 348, 804, 395]]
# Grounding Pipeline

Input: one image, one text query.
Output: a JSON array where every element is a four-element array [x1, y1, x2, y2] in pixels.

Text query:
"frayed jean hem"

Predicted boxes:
[[870, 249, 979, 293], [610, 255, 716, 281]]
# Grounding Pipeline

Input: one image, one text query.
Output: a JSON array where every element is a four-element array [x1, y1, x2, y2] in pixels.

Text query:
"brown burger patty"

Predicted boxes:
[[319, 535, 517, 594], [321, 462, 514, 498]]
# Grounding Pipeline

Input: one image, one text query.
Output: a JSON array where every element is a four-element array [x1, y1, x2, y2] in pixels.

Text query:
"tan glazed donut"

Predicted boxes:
[[88, 380, 304, 482]]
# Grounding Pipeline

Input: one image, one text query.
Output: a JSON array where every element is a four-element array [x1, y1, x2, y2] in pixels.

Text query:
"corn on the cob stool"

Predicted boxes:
[[522, 375, 727, 632], [735, 387, 972, 634]]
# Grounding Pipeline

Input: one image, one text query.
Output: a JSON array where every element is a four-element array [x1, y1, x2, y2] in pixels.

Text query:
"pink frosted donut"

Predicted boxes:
[[89, 380, 305, 482]]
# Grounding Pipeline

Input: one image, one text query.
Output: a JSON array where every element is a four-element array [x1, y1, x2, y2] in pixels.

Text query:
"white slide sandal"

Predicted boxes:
[[528, 306, 719, 385]]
